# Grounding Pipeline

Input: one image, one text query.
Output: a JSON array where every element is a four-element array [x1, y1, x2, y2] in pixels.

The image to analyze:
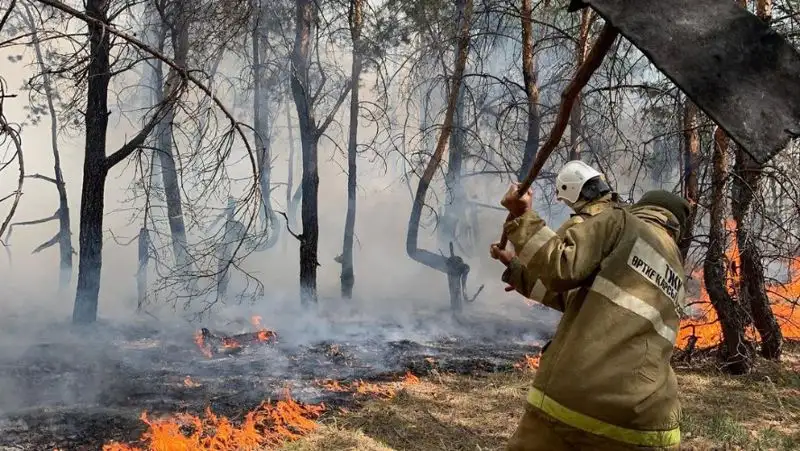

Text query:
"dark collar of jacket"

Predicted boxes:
[[627, 204, 682, 242]]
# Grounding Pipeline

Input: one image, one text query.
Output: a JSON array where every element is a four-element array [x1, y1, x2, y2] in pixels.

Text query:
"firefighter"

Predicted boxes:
[[493, 160, 619, 311], [493, 187, 690, 451]]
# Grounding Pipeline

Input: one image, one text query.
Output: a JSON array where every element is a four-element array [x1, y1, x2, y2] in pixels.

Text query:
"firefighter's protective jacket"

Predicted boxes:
[[505, 203, 686, 448], [501, 193, 617, 311]]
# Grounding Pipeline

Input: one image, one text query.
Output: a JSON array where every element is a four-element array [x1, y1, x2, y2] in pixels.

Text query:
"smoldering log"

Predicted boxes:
[[196, 327, 278, 357]]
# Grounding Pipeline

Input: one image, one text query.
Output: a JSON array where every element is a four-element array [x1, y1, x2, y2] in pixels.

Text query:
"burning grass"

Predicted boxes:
[[102, 388, 324, 451], [101, 368, 426, 449]]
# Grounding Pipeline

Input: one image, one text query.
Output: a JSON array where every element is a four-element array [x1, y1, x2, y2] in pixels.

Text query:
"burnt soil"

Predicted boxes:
[[0, 315, 547, 450]]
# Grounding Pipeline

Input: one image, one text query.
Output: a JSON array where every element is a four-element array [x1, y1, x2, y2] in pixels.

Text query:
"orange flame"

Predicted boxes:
[[314, 371, 422, 400], [183, 376, 200, 388], [514, 354, 540, 371], [102, 388, 324, 451], [194, 331, 212, 359], [677, 220, 800, 350], [402, 371, 420, 385]]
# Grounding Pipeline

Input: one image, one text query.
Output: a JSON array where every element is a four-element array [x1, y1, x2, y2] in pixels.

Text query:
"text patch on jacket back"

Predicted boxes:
[[627, 238, 684, 308]]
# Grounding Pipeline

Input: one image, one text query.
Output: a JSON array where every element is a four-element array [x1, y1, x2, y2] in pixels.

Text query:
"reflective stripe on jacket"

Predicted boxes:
[[501, 193, 617, 311], [504, 204, 686, 447]]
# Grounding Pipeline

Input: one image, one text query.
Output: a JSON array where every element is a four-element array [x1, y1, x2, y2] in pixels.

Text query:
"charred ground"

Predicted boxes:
[[0, 312, 549, 450]]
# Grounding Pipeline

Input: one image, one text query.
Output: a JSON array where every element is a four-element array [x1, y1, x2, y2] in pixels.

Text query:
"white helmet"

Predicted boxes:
[[555, 160, 603, 204]]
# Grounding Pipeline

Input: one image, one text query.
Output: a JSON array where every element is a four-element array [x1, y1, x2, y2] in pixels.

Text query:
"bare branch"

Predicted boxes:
[[32, 232, 60, 253], [276, 210, 301, 241], [25, 173, 60, 185], [316, 80, 353, 137]]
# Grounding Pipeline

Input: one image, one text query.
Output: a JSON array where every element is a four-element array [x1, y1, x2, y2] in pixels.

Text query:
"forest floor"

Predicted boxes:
[[280, 342, 800, 451]]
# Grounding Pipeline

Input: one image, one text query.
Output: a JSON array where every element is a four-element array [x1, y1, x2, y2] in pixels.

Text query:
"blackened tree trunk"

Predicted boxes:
[[291, 0, 318, 305], [290, 0, 352, 305], [568, 8, 593, 161], [21, 3, 73, 290], [340, 0, 363, 299], [518, 0, 540, 179], [73, 0, 181, 324], [72, 0, 112, 325], [680, 100, 700, 259], [704, 126, 752, 374]]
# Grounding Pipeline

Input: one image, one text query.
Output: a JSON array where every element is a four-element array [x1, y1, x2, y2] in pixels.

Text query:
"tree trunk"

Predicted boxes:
[[518, 0, 541, 179], [406, 0, 477, 314], [252, 0, 280, 250], [216, 199, 235, 298], [568, 8, 593, 161], [73, 0, 111, 324], [22, 3, 73, 290], [159, 0, 190, 270], [704, 126, 752, 374], [137, 227, 150, 310], [439, 83, 466, 249], [285, 106, 299, 233], [340, 0, 363, 299], [732, 144, 782, 359], [291, 0, 319, 305], [680, 100, 700, 259], [756, 0, 772, 23]]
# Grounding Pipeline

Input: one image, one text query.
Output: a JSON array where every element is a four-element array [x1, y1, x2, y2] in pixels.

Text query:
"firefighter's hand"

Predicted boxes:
[[490, 243, 515, 266], [501, 183, 533, 218]]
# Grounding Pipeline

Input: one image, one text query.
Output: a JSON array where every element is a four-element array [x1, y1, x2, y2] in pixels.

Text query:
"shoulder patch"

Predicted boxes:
[[627, 238, 685, 308]]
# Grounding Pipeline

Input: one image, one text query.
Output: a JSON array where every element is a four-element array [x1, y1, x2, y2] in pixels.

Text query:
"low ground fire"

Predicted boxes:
[[0, 313, 547, 450]]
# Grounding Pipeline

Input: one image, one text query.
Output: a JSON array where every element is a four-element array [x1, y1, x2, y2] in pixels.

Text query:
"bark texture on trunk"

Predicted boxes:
[[291, 0, 319, 305], [704, 126, 752, 374], [73, 0, 111, 325], [518, 0, 540, 180], [68, 0, 180, 323], [680, 100, 700, 259], [340, 0, 363, 299], [289, 0, 352, 305], [732, 145, 782, 359]]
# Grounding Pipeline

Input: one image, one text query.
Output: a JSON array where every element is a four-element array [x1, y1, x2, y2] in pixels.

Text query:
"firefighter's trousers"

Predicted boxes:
[[506, 404, 681, 451]]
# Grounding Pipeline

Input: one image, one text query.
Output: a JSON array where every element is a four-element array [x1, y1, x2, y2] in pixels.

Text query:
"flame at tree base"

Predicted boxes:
[[102, 388, 324, 451], [677, 221, 800, 350]]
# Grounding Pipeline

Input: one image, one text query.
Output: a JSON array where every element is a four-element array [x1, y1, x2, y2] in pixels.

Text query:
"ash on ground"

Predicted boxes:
[[0, 310, 551, 450]]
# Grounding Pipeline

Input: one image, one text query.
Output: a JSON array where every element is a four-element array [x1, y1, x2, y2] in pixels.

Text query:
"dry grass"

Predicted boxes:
[[280, 343, 800, 451]]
